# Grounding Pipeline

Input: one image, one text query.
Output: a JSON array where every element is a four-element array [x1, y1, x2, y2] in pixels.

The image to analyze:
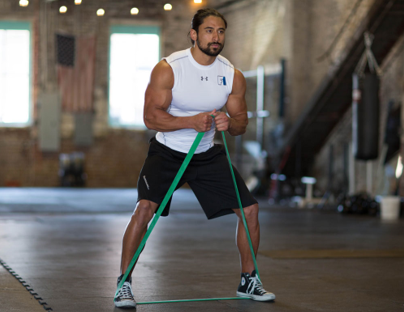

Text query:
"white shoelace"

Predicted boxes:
[[116, 282, 134, 300], [247, 275, 267, 295]]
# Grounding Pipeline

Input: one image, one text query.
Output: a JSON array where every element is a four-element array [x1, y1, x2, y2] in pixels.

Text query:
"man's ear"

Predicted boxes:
[[190, 29, 197, 43]]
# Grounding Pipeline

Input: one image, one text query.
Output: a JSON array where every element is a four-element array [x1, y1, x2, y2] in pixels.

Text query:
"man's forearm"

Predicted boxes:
[[144, 109, 194, 132], [228, 117, 248, 136]]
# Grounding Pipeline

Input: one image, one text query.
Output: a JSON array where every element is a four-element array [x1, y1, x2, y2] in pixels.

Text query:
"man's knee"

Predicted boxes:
[[239, 204, 259, 223], [132, 200, 156, 225]]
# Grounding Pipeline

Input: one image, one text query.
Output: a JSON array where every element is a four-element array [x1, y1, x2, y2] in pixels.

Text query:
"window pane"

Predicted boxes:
[[3, 76, 29, 123], [134, 35, 159, 69], [0, 28, 30, 125], [109, 31, 159, 128]]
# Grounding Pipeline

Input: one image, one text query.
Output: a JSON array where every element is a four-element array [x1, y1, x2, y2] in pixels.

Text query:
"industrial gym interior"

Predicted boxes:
[[0, 0, 403, 311]]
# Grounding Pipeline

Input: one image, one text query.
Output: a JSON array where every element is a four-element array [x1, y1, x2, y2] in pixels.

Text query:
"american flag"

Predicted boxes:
[[56, 34, 96, 112]]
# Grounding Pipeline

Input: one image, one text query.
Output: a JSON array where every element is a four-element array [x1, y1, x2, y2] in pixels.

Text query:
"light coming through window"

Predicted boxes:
[[109, 26, 160, 128], [0, 22, 31, 126]]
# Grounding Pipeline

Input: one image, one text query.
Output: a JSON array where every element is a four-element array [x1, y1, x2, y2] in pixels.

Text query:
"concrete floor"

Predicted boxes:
[[0, 188, 403, 312]]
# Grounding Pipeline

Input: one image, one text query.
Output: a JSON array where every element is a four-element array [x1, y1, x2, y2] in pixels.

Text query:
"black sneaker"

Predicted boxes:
[[114, 275, 137, 309], [236, 270, 275, 301]]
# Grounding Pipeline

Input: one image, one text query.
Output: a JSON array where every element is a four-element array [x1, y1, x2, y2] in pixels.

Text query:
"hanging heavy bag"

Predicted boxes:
[[352, 73, 380, 160]]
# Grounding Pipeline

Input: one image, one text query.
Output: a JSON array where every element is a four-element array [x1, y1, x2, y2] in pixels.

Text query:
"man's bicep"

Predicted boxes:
[[143, 62, 174, 129], [144, 61, 173, 111], [145, 82, 172, 112], [226, 69, 247, 119]]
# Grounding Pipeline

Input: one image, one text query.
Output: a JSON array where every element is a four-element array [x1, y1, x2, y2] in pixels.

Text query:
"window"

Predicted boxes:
[[0, 21, 31, 126], [109, 25, 160, 128]]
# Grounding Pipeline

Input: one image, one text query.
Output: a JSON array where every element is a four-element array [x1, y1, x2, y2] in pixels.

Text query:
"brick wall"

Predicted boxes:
[[221, 0, 289, 71], [219, 0, 376, 125], [288, 0, 376, 124], [219, 0, 376, 143], [218, 0, 289, 170], [1, 0, 397, 193], [219, 0, 399, 198], [0, 0, 200, 187]]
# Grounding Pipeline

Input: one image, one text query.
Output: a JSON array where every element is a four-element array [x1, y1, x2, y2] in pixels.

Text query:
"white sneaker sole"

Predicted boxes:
[[237, 291, 276, 302], [114, 299, 137, 309]]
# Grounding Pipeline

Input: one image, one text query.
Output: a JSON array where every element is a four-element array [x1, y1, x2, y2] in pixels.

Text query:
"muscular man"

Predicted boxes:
[[114, 8, 275, 309]]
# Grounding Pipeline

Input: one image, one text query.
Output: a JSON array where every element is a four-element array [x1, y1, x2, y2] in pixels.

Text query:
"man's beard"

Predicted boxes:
[[196, 39, 224, 57]]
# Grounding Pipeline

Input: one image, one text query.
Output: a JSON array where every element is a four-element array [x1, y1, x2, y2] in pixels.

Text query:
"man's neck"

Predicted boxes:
[[190, 46, 217, 66]]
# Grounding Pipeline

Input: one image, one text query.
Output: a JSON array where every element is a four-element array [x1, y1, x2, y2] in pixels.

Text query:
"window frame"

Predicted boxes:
[[108, 24, 161, 129], [0, 20, 32, 128]]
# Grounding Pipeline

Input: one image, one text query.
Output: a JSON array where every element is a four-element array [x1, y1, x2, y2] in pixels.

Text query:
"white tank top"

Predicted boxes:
[[156, 48, 235, 154]]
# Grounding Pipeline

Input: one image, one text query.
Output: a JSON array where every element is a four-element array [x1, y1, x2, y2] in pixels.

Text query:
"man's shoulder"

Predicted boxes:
[[217, 54, 235, 70], [164, 49, 190, 65]]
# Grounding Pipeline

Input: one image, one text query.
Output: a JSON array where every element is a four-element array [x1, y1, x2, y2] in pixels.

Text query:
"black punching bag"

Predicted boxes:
[[352, 73, 380, 160]]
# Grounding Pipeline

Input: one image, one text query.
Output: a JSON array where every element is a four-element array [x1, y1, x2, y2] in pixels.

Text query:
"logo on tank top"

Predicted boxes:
[[217, 76, 227, 86], [201, 76, 208, 81]]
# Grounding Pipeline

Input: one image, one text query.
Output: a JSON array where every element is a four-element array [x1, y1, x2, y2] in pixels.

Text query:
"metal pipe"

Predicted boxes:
[[349, 142, 356, 195], [279, 59, 285, 118], [256, 66, 265, 149], [366, 161, 373, 195]]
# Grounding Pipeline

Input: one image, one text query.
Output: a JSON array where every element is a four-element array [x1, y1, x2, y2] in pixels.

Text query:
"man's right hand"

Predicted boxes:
[[192, 109, 217, 132], [192, 113, 214, 132]]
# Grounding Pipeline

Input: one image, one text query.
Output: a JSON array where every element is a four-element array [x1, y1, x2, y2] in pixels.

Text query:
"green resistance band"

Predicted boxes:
[[115, 126, 260, 303], [137, 297, 249, 305], [115, 131, 205, 298], [220, 130, 260, 279]]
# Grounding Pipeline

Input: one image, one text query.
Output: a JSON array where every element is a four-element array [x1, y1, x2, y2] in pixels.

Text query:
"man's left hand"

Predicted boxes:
[[212, 111, 231, 131]]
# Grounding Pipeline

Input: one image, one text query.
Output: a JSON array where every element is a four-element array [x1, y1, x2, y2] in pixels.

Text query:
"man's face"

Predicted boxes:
[[195, 16, 226, 57]]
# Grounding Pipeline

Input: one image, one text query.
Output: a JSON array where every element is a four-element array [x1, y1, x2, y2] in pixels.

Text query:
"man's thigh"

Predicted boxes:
[[189, 152, 257, 219]]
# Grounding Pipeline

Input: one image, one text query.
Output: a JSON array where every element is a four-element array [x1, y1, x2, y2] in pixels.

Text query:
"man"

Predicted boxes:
[[114, 8, 276, 309]]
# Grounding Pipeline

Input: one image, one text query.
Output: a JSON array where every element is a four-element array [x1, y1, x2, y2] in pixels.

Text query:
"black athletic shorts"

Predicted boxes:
[[137, 137, 257, 219]]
